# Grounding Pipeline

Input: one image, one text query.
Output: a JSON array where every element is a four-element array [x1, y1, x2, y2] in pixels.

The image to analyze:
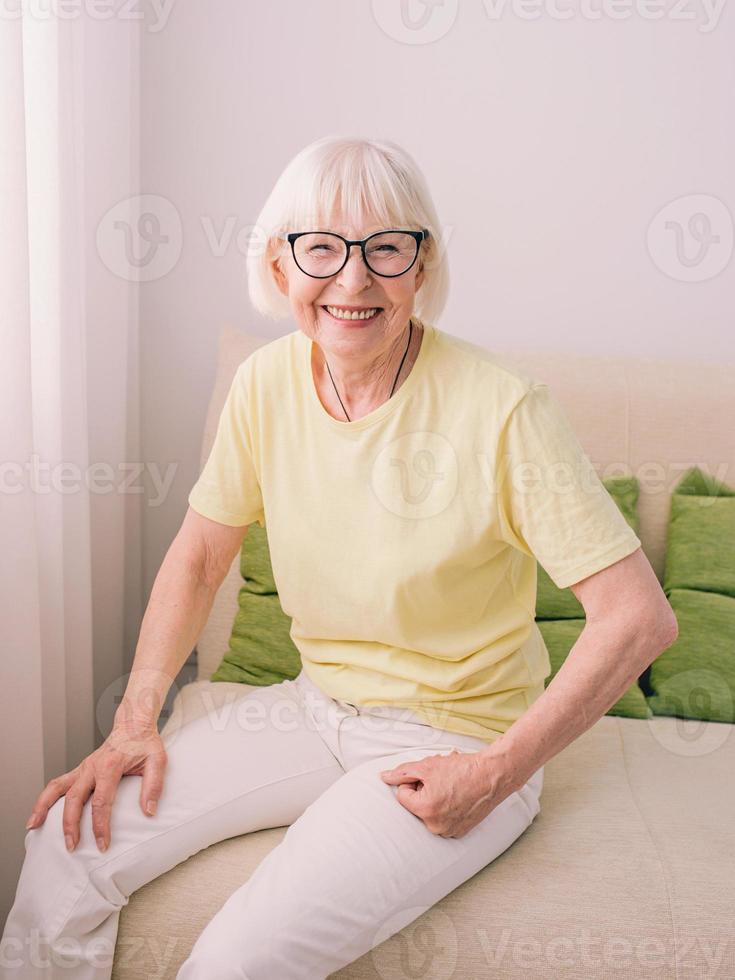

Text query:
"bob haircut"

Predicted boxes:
[[247, 135, 450, 325]]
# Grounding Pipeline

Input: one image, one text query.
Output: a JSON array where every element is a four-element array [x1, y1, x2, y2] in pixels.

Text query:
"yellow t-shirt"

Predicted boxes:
[[188, 321, 642, 742]]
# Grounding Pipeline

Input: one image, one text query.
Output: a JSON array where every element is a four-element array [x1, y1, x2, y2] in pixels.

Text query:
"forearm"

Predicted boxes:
[[478, 615, 675, 795], [115, 546, 218, 732]]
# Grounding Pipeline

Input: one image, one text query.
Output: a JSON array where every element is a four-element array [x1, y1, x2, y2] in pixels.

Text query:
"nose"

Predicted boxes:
[[335, 244, 372, 292]]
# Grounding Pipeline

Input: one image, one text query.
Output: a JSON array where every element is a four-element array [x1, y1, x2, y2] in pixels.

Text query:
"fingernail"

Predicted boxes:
[[145, 800, 157, 816], [65, 835, 75, 852], [96, 838, 107, 852], [25, 815, 36, 829]]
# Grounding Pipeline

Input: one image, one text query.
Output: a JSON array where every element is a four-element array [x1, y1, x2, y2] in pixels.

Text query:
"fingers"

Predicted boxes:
[[140, 748, 167, 817], [396, 782, 422, 805], [61, 765, 96, 852], [25, 770, 78, 830], [90, 767, 123, 852], [379, 762, 425, 785]]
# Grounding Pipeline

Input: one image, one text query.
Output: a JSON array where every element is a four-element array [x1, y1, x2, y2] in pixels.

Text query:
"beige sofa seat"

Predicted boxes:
[[113, 326, 735, 979]]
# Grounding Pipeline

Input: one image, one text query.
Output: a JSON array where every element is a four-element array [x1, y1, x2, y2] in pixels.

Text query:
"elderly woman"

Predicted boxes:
[[2, 136, 677, 980]]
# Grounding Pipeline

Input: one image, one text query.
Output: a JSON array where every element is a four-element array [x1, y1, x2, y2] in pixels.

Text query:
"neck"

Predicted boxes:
[[312, 319, 422, 421]]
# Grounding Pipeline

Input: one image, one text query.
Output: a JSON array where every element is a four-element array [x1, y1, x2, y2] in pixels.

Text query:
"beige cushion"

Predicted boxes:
[[115, 325, 735, 979], [501, 351, 735, 587], [114, 702, 735, 979]]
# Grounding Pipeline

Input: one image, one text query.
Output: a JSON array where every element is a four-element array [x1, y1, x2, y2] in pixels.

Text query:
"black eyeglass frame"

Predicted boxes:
[[277, 228, 430, 279]]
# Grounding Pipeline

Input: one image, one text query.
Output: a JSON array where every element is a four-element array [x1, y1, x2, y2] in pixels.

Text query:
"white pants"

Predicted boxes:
[[1, 668, 544, 980]]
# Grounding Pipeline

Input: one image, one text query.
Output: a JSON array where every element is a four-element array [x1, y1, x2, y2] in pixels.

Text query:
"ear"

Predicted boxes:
[[414, 259, 426, 293], [269, 248, 289, 297]]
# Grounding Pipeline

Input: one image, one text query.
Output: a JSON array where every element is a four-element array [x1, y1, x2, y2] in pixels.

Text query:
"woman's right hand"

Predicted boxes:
[[24, 721, 168, 853]]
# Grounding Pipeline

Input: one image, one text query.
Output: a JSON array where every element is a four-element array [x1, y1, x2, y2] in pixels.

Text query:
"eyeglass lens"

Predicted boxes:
[[293, 232, 418, 277]]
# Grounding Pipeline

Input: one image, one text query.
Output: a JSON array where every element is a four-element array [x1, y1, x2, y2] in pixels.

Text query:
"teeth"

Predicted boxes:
[[325, 306, 379, 320]]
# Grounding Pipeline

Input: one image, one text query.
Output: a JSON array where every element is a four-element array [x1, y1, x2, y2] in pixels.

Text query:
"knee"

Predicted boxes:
[[21, 797, 74, 903], [2, 803, 120, 975], [19, 797, 119, 934], [24, 797, 88, 892], [25, 794, 87, 871]]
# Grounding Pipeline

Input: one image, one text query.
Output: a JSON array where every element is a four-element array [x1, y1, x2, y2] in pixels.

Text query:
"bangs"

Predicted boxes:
[[282, 143, 421, 235]]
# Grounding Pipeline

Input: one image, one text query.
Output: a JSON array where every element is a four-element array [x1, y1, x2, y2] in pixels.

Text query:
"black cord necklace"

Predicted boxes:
[[323, 319, 414, 423]]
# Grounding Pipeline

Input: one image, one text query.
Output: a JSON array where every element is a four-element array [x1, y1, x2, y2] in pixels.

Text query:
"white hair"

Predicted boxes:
[[247, 135, 450, 324]]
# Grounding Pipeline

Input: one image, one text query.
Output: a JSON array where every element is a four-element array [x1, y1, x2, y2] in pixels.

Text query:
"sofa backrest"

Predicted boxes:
[[194, 323, 735, 681]]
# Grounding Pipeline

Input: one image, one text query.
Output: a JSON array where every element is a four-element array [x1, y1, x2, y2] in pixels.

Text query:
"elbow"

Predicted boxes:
[[610, 601, 678, 666], [659, 608, 679, 647], [643, 603, 679, 657], [652, 596, 679, 643]]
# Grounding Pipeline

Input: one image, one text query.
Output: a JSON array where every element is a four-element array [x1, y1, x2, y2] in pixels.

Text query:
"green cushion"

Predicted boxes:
[[211, 522, 301, 686], [536, 475, 641, 619], [663, 468, 735, 598], [646, 467, 735, 723], [537, 619, 651, 719], [646, 589, 735, 723]]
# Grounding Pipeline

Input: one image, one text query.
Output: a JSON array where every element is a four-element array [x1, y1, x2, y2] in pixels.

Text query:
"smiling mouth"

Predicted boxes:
[[321, 305, 383, 323]]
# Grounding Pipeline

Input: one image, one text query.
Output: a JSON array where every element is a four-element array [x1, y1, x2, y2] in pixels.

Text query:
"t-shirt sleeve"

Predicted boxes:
[[187, 361, 265, 528], [495, 383, 641, 589]]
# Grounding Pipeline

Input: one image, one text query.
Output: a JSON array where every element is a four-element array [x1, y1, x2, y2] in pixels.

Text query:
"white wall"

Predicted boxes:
[[138, 0, 734, 597]]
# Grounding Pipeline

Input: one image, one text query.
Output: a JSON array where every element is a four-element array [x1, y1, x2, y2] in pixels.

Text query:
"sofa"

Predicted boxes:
[[112, 325, 735, 979]]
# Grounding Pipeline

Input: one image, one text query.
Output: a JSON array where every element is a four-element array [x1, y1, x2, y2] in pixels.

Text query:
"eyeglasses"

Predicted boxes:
[[277, 228, 430, 279]]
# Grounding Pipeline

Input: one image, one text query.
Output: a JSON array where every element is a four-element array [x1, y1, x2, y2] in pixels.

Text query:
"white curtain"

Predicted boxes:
[[0, 11, 141, 922]]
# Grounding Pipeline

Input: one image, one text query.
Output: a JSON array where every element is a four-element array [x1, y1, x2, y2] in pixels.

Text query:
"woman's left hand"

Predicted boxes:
[[379, 748, 509, 839]]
